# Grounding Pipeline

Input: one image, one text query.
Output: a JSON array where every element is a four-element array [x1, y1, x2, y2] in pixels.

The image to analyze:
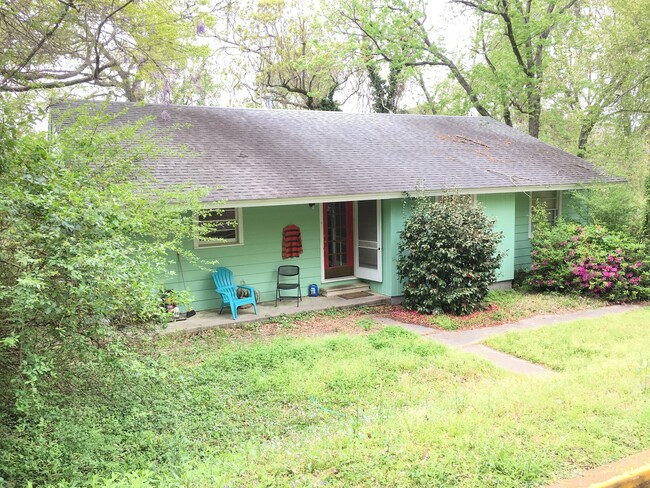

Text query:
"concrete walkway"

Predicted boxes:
[[164, 292, 389, 334], [462, 344, 552, 375], [373, 304, 643, 375], [428, 304, 642, 348]]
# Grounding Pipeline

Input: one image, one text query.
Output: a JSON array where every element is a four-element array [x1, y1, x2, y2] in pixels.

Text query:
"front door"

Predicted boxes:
[[354, 200, 382, 282], [323, 202, 354, 279]]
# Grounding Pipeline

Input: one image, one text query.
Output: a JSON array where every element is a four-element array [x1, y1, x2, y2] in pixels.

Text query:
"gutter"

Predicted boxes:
[[201, 182, 626, 208]]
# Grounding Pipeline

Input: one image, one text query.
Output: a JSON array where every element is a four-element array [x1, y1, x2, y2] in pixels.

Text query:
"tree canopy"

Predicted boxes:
[[217, 0, 358, 110], [0, 0, 215, 101]]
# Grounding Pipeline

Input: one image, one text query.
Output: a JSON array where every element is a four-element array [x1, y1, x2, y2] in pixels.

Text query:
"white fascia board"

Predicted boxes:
[[202, 183, 609, 208]]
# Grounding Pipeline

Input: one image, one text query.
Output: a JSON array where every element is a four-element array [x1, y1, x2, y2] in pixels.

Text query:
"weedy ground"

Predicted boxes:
[[71, 305, 650, 487], [6, 291, 645, 487], [381, 289, 603, 330]]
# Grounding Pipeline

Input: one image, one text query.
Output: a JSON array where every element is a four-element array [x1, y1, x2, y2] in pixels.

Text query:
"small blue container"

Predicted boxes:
[[308, 284, 319, 297]]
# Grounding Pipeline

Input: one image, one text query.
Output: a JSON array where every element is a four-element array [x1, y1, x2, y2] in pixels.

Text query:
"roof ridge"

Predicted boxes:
[[53, 100, 489, 120]]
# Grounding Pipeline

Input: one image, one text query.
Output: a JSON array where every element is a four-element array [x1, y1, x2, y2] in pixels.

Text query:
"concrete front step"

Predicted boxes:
[[320, 282, 371, 297]]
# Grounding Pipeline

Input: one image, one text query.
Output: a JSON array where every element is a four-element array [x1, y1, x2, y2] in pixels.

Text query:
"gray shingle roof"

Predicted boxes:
[[53, 102, 621, 203]]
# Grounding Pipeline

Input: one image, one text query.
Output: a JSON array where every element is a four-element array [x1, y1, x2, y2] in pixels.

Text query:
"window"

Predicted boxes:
[[195, 208, 243, 248], [529, 191, 561, 235]]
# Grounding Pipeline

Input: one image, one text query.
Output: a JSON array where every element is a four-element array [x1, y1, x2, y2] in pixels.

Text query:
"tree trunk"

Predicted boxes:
[[528, 89, 541, 138], [577, 104, 603, 156]]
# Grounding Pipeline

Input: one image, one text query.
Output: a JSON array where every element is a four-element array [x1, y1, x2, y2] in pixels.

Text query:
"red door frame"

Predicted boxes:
[[323, 202, 354, 279]]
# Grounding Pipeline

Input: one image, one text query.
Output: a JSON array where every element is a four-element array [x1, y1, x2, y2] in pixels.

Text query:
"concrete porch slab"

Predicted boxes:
[[162, 293, 389, 334]]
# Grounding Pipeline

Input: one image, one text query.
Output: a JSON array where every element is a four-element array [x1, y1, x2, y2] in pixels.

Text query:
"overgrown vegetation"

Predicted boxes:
[[644, 173, 650, 239], [5, 309, 648, 486], [1, 1, 648, 484], [397, 195, 503, 315], [525, 209, 650, 301], [0, 103, 210, 483], [569, 184, 645, 235], [1, 327, 451, 485]]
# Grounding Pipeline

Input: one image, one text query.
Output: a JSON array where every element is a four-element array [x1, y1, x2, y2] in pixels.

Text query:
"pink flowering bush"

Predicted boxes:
[[527, 214, 649, 301]]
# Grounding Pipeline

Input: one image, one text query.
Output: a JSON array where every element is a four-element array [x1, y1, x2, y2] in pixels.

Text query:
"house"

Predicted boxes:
[[55, 102, 621, 311]]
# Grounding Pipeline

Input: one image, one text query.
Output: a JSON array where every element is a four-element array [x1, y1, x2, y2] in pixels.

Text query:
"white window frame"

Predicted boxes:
[[528, 191, 562, 237], [194, 207, 244, 248]]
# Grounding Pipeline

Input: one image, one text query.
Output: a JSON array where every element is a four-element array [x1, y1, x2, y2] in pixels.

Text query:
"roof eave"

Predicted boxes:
[[203, 181, 625, 208]]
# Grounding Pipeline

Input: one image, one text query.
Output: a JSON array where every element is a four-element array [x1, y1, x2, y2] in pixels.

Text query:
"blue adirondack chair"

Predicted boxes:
[[212, 267, 258, 320]]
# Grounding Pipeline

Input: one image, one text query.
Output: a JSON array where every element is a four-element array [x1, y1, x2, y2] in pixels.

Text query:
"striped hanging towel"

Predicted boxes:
[[282, 224, 303, 259]]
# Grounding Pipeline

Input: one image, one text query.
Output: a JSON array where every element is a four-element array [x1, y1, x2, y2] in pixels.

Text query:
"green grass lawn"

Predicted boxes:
[[485, 307, 650, 372], [70, 307, 649, 488], [6, 305, 648, 487]]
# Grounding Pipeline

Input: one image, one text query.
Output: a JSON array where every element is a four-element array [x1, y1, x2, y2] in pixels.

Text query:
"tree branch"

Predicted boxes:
[[0, 0, 74, 90], [498, 0, 529, 74]]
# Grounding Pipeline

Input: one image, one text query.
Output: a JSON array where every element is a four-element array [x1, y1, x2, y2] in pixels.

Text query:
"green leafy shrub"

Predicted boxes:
[[397, 195, 504, 315], [570, 184, 643, 235], [0, 104, 212, 485], [526, 212, 649, 300]]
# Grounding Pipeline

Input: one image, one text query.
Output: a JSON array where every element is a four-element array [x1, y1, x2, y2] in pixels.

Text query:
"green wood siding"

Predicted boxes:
[[164, 204, 323, 311], [514, 190, 581, 271], [164, 193, 528, 310], [369, 199, 408, 297], [372, 195, 517, 296], [515, 192, 532, 270], [478, 193, 515, 281]]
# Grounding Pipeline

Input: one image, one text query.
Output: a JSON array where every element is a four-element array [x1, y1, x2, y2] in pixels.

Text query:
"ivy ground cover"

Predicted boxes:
[[27, 307, 650, 487]]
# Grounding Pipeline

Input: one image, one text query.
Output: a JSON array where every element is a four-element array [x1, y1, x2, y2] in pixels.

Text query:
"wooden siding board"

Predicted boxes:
[[164, 193, 529, 310], [512, 190, 581, 272], [478, 193, 516, 281], [164, 204, 324, 311], [165, 202, 395, 311], [514, 192, 532, 269], [370, 199, 407, 297], [374, 195, 518, 295]]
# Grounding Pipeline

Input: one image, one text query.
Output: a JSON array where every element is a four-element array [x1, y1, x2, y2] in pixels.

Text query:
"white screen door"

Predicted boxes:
[[354, 200, 382, 282]]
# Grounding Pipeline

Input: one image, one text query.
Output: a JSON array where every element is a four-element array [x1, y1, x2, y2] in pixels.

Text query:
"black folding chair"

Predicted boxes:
[[275, 265, 302, 307]]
